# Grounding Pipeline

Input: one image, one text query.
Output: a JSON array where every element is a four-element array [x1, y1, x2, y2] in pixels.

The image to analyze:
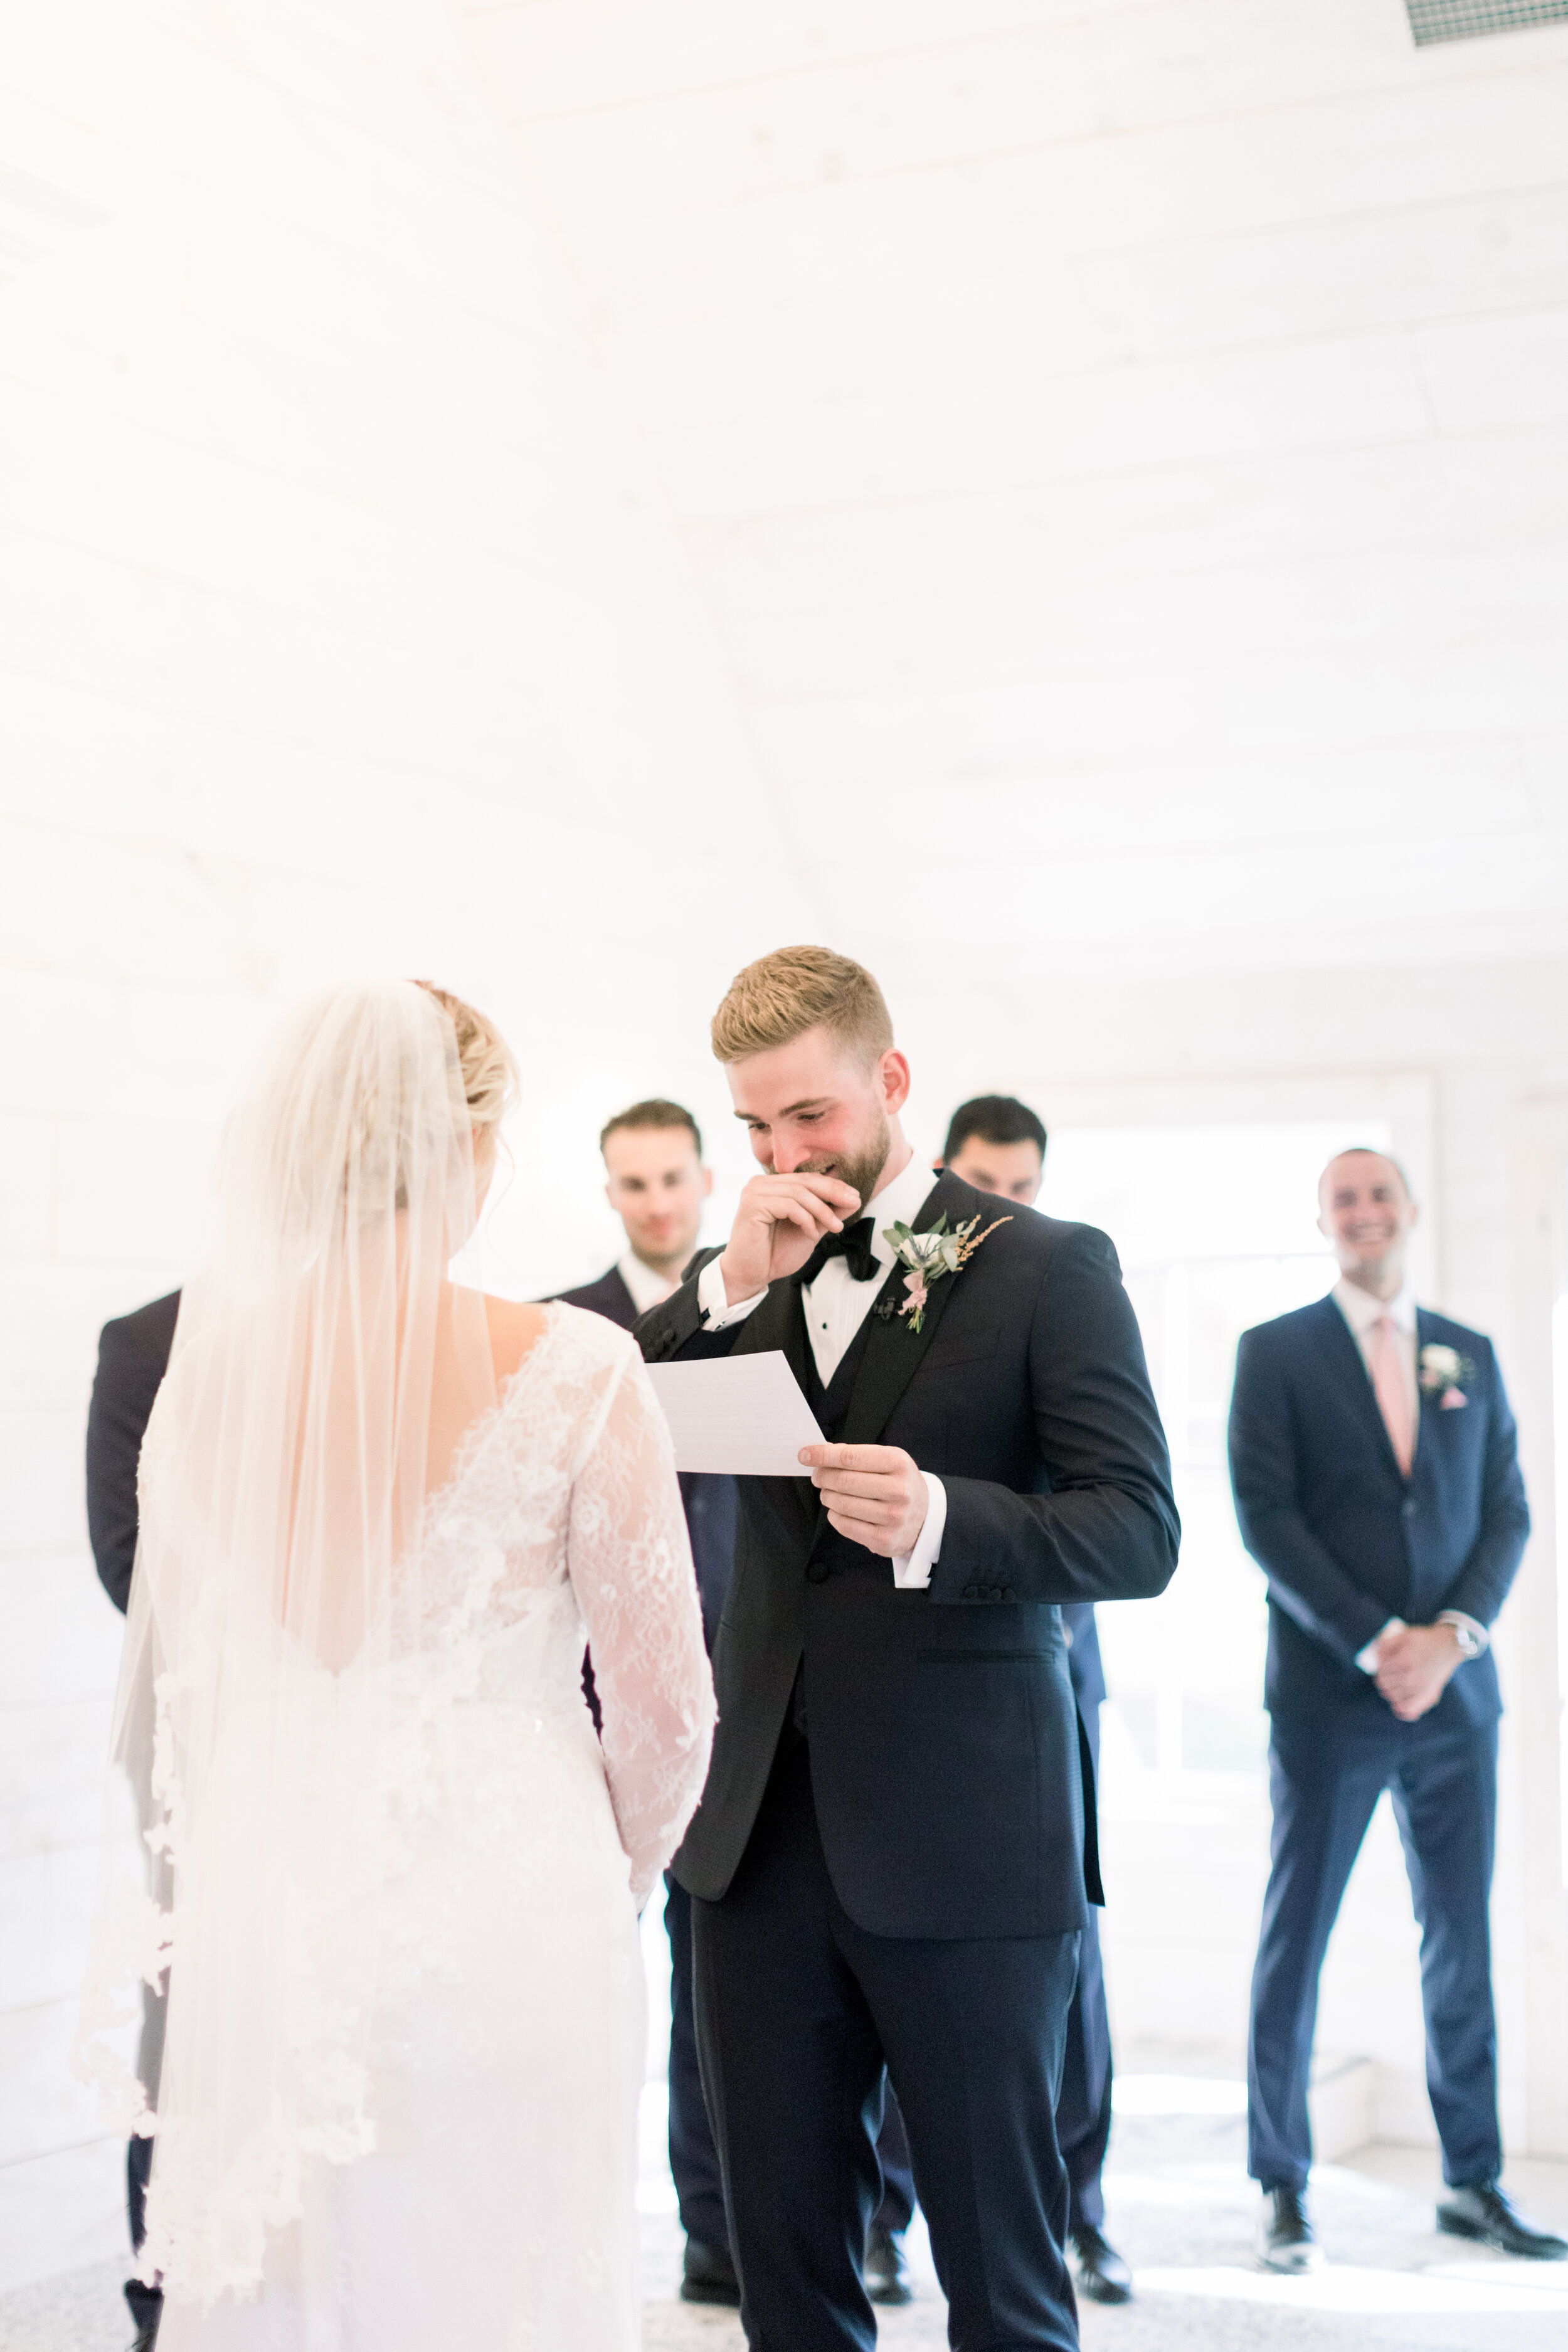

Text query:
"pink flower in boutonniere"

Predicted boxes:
[[882, 1211, 1011, 1335], [1419, 1342, 1475, 1407]]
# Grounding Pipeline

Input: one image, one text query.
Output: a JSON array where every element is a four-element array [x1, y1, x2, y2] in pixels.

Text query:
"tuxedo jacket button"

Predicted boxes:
[[962, 1583, 979, 1599], [806, 1559, 830, 1585], [1001, 1586, 1016, 1603]]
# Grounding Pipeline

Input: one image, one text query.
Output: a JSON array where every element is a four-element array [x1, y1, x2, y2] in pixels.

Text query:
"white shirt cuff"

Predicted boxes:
[[893, 1474, 946, 1590], [696, 1254, 766, 1332], [1438, 1609, 1490, 1656], [1355, 1616, 1404, 1673]]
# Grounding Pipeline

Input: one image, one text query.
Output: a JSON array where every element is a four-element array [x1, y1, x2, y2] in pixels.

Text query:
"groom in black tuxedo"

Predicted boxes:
[[635, 948, 1179, 2351]]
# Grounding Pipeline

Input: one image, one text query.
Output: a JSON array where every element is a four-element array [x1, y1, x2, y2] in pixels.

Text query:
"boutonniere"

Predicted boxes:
[[1419, 1342, 1474, 1410], [882, 1212, 1010, 1334]]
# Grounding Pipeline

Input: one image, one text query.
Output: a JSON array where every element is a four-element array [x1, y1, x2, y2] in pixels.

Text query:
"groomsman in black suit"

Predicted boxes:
[[554, 1100, 918, 2309], [86, 1288, 183, 2352], [938, 1097, 1130, 2307], [1229, 1148, 1564, 2270], [553, 1099, 741, 2304], [636, 948, 1179, 2352]]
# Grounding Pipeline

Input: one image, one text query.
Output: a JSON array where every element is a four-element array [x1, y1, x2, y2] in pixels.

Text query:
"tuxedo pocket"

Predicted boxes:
[[919, 1328, 1000, 1374], [916, 1648, 1049, 1664]]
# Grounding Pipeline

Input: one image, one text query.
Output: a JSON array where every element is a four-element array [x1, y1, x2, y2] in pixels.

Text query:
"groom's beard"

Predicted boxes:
[[796, 1110, 891, 1224]]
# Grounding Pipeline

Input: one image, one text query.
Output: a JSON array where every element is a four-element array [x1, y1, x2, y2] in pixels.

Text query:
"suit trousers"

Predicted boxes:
[[1054, 1700, 1111, 2232], [667, 1874, 916, 2256], [692, 1737, 1081, 2352], [1248, 1710, 1501, 2193]]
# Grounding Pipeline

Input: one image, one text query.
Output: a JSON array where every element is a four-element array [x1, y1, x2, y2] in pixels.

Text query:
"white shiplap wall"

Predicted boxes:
[[0, 0, 813, 2287], [466, 0, 1568, 2163], [475, 0, 1568, 999]]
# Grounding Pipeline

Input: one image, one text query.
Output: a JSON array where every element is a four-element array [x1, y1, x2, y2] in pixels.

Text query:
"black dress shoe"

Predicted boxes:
[[1438, 2181, 1568, 2259], [681, 2237, 742, 2306], [864, 2222, 914, 2306], [1072, 2222, 1133, 2304], [1258, 2186, 1323, 2273]]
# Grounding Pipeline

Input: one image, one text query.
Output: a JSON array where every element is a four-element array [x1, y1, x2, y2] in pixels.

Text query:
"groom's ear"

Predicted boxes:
[[877, 1047, 911, 1115], [700, 1164, 714, 1200]]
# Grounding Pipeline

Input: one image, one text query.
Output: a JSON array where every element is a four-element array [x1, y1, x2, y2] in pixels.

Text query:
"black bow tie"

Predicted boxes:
[[794, 1216, 879, 1286]]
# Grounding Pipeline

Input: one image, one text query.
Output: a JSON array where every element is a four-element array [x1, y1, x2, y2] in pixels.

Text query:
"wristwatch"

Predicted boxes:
[[1443, 1616, 1484, 1660]]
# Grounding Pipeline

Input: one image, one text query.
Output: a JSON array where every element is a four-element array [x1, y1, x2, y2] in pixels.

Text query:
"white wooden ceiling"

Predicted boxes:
[[467, 0, 1568, 980]]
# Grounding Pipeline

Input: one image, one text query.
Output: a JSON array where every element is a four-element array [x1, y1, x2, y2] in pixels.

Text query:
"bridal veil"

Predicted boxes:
[[77, 980, 502, 2305]]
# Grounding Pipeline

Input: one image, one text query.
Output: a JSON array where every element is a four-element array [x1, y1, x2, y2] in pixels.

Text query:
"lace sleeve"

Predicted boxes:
[[568, 1338, 716, 1905]]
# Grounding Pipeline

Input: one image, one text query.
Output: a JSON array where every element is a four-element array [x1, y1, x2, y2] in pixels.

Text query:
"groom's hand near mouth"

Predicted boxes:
[[718, 1170, 862, 1301], [800, 1442, 929, 1557]]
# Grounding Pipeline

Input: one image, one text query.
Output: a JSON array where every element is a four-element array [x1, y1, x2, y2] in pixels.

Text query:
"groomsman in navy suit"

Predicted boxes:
[[939, 1097, 1130, 2307], [1229, 1148, 1564, 2270], [554, 1099, 917, 2306]]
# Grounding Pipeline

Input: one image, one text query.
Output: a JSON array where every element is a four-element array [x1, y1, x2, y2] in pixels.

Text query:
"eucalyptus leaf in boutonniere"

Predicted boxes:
[[882, 1212, 1010, 1334], [1419, 1342, 1475, 1409]]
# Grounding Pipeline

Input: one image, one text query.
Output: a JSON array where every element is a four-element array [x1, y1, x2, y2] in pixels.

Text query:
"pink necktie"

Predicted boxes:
[[1369, 1315, 1414, 1476]]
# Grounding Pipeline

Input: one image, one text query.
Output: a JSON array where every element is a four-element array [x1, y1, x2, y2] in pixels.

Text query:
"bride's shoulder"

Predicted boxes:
[[480, 1294, 552, 1384], [538, 1299, 640, 1377], [480, 1293, 637, 1381]]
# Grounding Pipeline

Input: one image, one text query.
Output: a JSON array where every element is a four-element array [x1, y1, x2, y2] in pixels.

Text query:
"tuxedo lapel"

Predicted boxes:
[[1313, 1295, 1404, 1478], [840, 1173, 967, 1449]]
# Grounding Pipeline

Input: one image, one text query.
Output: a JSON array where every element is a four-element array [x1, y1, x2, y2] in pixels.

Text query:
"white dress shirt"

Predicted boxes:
[[617, 1249, 678, 1318], [1332, 1276, 1488, 1669], [696, 1152, 948, 1589]]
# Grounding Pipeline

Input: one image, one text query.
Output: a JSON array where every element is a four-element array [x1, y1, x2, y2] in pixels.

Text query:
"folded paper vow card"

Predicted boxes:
[[646, 1352, 824, 1476]]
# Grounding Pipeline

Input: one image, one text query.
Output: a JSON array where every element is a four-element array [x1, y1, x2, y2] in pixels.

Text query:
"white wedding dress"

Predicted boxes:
[[146, 1303, 716, 2352]]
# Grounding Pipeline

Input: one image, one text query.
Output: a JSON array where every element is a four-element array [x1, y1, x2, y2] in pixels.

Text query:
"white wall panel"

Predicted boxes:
[[633, 333, 1436, 518], [471, 0, 1185, 118], [726, 541, 1568, 697], [686, 428, 1568, 612], [527, 68, 1568, 307], [610, 191, 1568, 417], [504, 0, 1536, 215]]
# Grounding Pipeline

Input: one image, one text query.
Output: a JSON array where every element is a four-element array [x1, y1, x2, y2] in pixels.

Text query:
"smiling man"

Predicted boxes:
[[1229, 1147, 1558, 2272], [635, 946, 1179, 2352]]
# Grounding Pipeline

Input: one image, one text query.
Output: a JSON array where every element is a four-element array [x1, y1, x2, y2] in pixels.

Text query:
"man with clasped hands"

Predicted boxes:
[[1230, 1147, 1562, 2272], [635, 946, 1179, 2352]]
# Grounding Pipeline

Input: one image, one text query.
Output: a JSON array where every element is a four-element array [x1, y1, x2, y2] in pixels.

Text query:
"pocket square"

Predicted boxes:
[[1440, 1387, 1468, 1409]]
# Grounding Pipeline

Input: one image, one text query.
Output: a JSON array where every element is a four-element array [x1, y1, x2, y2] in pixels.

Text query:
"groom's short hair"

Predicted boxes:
[[711, 946, 894, 1069]]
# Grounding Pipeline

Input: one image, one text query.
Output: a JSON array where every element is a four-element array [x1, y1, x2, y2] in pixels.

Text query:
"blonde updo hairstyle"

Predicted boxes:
[[411, 980, 519, 1141]]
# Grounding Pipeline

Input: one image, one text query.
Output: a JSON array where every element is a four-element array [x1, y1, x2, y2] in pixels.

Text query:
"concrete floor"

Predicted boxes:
[[5, 2109, 1567, 2352]]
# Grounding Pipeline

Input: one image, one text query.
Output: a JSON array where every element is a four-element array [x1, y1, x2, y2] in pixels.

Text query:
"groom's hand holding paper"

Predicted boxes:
[[801, 1442, 930, 1559]]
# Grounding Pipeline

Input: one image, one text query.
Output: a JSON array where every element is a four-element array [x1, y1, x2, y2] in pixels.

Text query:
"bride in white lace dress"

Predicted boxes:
[[77, 981, 716, 2351]]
